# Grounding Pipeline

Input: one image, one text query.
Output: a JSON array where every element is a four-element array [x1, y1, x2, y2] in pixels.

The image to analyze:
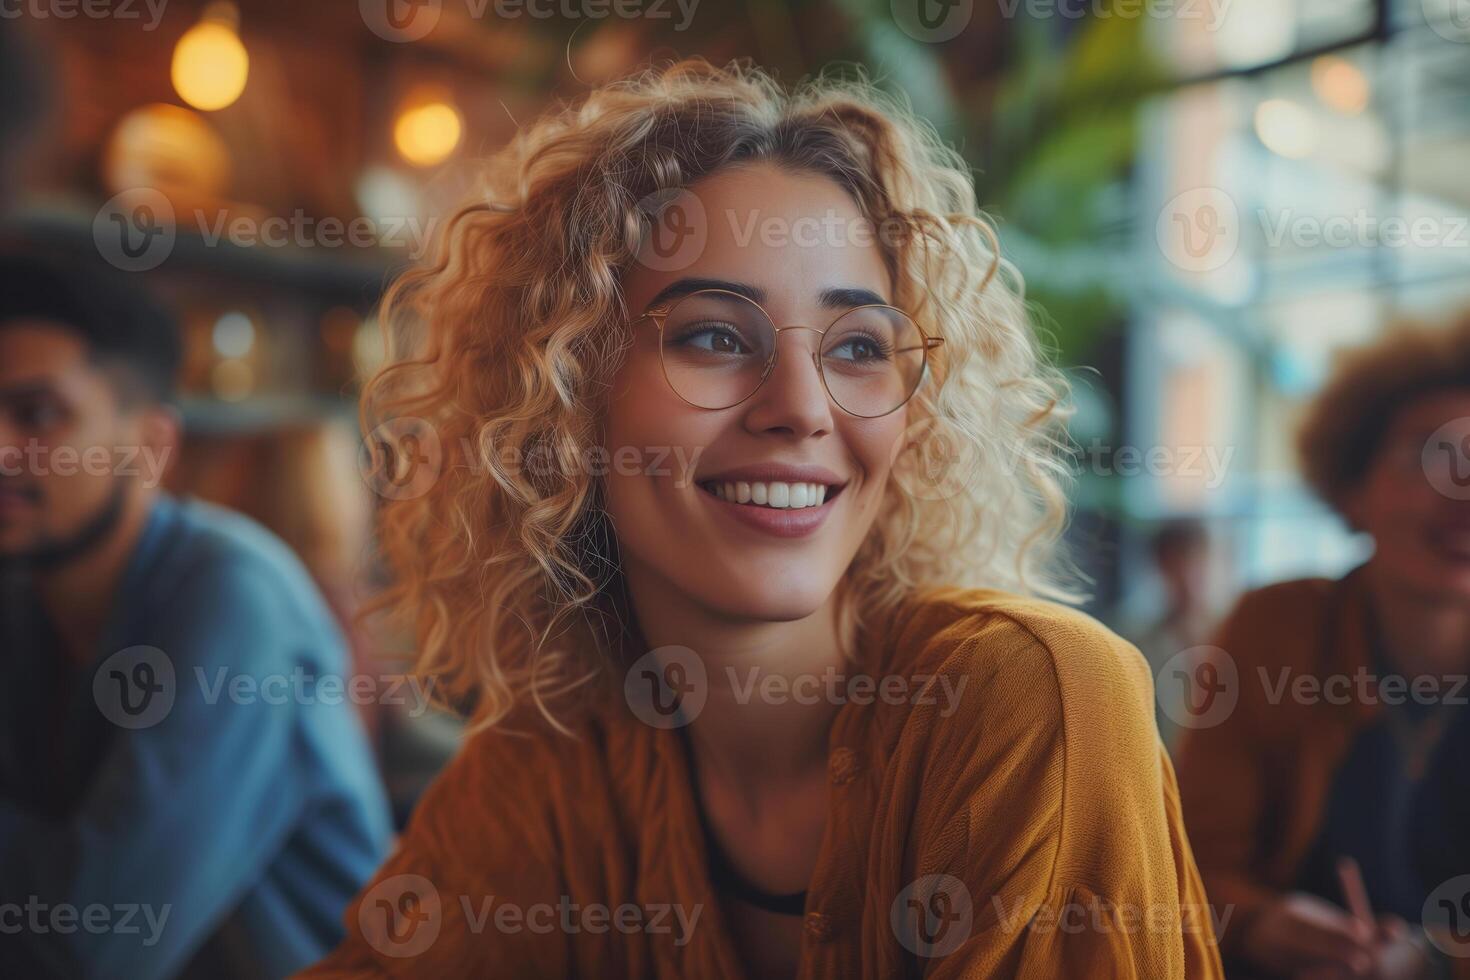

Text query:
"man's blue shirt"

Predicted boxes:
[[0, 493, 394, 978]]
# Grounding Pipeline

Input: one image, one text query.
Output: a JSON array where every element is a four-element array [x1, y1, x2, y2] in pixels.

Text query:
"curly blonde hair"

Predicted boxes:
[[1298, 308, 1470, 516], [362, 58, 1080, 733]]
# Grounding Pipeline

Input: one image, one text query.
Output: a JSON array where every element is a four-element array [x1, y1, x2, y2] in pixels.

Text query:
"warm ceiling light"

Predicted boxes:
[[172, 6, 249, 111], [393, 101, 463, 168]]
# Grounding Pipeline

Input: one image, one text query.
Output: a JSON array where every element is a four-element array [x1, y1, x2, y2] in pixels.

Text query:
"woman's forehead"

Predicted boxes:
[[624, 164, 894, 316]]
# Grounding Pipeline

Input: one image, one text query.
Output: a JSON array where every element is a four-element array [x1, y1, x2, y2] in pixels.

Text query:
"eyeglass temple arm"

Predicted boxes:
[[893, 337, 945, 353]]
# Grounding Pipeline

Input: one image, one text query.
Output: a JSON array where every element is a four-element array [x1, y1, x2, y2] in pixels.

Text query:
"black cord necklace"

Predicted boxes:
[[676, 725, 809, 916]]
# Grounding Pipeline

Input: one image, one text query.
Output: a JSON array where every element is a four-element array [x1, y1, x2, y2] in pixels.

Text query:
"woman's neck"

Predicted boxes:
[[624, 566, 853, 797], [1362, 559, 1470, 679]]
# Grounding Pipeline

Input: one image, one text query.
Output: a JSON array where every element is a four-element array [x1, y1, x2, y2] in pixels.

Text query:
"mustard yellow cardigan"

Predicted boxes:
[[301, 587, 1223, 978]]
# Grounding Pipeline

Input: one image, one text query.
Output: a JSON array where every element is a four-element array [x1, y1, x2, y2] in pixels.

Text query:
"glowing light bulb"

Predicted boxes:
[[393, 101, 463, 168], [172, 18, 249, 111]]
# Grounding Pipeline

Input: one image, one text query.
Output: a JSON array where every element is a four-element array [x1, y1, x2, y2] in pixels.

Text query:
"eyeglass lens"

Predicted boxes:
[[656, 290, 927, 417]]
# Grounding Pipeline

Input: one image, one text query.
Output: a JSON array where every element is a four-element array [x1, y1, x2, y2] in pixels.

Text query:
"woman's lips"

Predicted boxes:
[[696, 482, 843, 539]]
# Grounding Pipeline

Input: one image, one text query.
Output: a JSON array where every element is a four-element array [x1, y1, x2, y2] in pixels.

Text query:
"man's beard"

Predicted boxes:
[[0, 479, 129, 573]]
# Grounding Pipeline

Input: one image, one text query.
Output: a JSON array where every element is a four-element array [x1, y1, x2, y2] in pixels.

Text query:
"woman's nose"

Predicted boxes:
[[742, 328, 834, 434]]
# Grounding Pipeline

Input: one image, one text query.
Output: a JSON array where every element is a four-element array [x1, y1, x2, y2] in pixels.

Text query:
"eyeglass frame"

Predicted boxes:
[[629, 288, 945, 419]]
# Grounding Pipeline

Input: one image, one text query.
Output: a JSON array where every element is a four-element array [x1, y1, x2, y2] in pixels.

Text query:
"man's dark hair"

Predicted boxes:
[[0, 255, 181, 405]]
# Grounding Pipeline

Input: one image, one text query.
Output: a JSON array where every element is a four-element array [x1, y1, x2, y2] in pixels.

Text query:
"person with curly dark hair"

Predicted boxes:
[[1175, 311, 1470, 980]]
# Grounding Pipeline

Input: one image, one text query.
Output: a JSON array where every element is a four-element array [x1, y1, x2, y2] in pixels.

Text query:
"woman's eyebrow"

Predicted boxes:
[[646, 278, 766, 308], [644, 280, 890, 310], [819, 286, 888, 309]]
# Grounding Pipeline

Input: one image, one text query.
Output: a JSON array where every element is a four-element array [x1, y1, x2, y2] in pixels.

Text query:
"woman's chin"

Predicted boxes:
[[690, 579, 833, 624]]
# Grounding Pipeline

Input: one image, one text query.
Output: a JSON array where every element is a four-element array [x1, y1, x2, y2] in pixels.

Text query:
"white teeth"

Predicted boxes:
[[705, 480, 833, 509]]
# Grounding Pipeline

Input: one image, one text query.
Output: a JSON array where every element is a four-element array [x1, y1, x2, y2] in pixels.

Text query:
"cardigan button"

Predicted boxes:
[[804, 911, 836, 942], [828, 747, 860, 785]]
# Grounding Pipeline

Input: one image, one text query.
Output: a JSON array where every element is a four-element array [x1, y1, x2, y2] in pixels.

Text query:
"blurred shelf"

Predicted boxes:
[[2, 199, 412, 303], [180, 394, 357, 434]]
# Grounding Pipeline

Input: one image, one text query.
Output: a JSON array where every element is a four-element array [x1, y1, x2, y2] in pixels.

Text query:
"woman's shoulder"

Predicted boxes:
[[879, 588, 1194, 910], [885, 585, 1156, 732]]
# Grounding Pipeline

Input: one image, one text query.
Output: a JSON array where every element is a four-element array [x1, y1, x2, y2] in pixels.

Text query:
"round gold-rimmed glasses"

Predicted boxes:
[[630, 288, 943, 419]]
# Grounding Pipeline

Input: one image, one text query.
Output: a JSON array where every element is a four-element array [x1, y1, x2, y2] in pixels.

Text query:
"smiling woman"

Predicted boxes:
[[301, 59, 1225, 979]]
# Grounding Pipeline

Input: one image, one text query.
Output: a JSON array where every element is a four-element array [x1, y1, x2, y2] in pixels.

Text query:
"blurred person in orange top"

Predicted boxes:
[[300, 59, 1223, 980], [1174, 312, 1470, 979]]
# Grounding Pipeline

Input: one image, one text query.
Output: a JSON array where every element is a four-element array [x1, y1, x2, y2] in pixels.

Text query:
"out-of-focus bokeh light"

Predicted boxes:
[[1214, 0, 1296, 69], [1311, 55, 1371, 115], [393, 99, 462, 167], [353, 165, 423, 245], [172, 9, 249, 111], [211, 311, 255, 358], [353, 317, 386, 380], [103, 103, 231, 199], [1254, 98, 1319, 159]]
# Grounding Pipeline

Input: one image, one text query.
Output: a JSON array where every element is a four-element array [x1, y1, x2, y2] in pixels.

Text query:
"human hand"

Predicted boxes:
[[1291, 917, 1433, 980], [1242, 892, 1376, 977]]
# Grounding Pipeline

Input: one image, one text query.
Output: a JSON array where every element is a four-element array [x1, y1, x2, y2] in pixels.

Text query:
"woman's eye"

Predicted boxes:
[[829, 334, 891, 362], [674, 323, 749, 354]]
